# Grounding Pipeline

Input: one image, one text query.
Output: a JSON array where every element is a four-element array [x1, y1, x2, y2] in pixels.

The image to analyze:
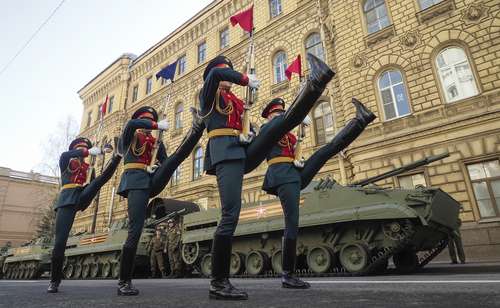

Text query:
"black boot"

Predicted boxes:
[[117, 247, 139, 296], [352, 98, 376, 126], [281, 238, 310, 289], [47, 256, 64, 293], [209, 235, 248, 300]]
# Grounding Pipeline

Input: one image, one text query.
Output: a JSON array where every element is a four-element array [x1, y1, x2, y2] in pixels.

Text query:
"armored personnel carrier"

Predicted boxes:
[[61, 199, 198, 279], [2, 237, 52, 279], [179, 153, 461, 277]]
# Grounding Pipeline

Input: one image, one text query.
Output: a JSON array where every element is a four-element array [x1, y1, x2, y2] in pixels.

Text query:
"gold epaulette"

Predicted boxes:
[[207, 128, 241, 139], [267, 156, 294, 166]]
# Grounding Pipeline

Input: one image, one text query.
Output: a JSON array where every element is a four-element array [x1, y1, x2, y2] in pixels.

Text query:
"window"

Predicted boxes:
[[98, 104, 102, 119], [198, 42, 207, 64], [178, 55, 186, 75], [419, 0, 443, 10], [398, 173, 427, 189], [146, 77, 153, 95], [193, 146, 203, 180], [175, 103, 183, 130], [363, 0, 390, 34], [269, 0, 282, 18], [171, 166, 181, 186], [86, 111, 92, 128], [467, 160, 500, 219], [313, 101, 335, 145], [378, 70, 411, 120], [108, 96, 114, 113], [220, 28, 229, 49], [305, 33, 325, 63], [132, 85, 138, 102], [436, 46, 478, 103], [273, 51, 287, 84]]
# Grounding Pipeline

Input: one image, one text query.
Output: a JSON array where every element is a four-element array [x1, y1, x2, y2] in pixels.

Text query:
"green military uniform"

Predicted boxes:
[[166, 220, 183, 277], [148, 233, 167, 277]]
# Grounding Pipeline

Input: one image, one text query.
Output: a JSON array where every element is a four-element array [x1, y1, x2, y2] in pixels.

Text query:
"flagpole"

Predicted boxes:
[[241, 2, 256, 141], [316, 0, 347, 185]]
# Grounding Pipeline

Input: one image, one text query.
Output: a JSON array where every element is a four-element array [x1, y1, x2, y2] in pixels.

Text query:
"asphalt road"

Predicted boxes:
[[1, 263, 499, 308]]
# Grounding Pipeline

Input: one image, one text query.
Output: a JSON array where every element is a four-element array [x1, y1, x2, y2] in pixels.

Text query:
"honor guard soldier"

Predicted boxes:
[[48, 137, 122, 293], [116, 106, 204, 296], [199, 54, 335, 300], [260, 97, 376, 289]]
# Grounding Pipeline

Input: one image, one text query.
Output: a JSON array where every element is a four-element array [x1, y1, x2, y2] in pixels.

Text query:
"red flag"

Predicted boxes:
[[285, 55, 302, 80], [100, 95, 109, 117], [230, 5, 253, 32]]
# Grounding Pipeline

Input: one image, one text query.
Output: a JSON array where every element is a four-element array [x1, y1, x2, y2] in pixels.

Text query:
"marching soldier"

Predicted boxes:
[[166, 218, 183, 278], [147, 229, 167, 278], [116, 106, 204, 296], [260, 97, 376, 289], [48, 137, 122, 293], [199, 53, 334, 300]]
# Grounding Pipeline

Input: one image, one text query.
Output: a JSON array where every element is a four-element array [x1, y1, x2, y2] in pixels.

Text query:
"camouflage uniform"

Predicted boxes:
[[148, 233, 167, 277], [166, 220, 183, 277]]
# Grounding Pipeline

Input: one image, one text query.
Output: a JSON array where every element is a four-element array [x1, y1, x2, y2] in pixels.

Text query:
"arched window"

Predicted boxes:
[[193, 146, 203, 180], [435, 46, 478, 103], [313, 101, 335, 145], [419, 0, 443, 10], [171, 166, 181, 186], [305, 33, 325, 62], [175, 103, 183, 129], [273, 51, 287, 84], [378, 69, 411, 120], [363, 0, 390, 34]]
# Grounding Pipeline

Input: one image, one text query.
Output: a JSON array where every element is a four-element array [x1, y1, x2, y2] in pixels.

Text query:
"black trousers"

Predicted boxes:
[[52, 204, 79, 260], [276, 182, 301, 240], [123, 189, 149, 249], [214, 159, 245, 236]]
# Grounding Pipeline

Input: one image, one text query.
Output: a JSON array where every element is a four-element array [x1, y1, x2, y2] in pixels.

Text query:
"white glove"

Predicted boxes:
[[157, 119, 169, 131], [239, 131, 255, 144], [147, 164, 159, 174], [247, 74, 261, 89], [302, 115, 312, 126], [89, 147, 102, 156], [293, 159, 305, 168]]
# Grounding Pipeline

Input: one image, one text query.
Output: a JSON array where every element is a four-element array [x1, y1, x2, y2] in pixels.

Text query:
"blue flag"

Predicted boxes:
[[156, 60, 178, 82]]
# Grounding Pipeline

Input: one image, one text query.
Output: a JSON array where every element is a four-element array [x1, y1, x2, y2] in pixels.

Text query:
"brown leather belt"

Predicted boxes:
[[267, 156, 294, 166], [207, 128, 241, 139]]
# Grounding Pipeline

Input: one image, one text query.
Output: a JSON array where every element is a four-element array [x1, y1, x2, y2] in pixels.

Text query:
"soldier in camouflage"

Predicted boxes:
[[166, 218, 183, 278], [148, 229, 167, 278]]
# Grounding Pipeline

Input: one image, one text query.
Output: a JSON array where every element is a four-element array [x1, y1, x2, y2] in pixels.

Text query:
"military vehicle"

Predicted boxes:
[[60, 199, 199, 280], [2, 237, 52, 280], [178, 153, 461, 277]]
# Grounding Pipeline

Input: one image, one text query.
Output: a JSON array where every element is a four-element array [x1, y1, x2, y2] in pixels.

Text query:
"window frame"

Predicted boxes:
[[418, 0, 443, 10], [171, 165, 181, 186], [464, 158, 500, 220], [269, 0, 283, 19], [145, 76, 153, 95], [376, 68, 412, 121], [192, 146, 203, 180], [198, 41, 207, 64], [362, 0, 391, 35], [433, 44, 480, 104], [272, 50, 287, 84], [312, 100, 335, 146], [86, 111, 92, 128], [132, 85, 138, 102], [174, 102, 184, 130], [178, 54, 187, 75], [305, 32, 325, 63], [394, 170, 430, 189], [219, 27, 229, 50], [108, 96, 114, 113]]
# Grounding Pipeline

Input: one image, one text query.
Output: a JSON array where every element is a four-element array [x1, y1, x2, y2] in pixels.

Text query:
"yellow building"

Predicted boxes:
[[75, 0, 500, 260]]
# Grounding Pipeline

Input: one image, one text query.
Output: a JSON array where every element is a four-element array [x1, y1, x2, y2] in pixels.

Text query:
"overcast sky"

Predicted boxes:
[[0, 0, 213, 174]]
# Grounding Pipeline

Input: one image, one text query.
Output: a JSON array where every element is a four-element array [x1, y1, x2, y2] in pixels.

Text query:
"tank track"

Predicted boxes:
[[417, 238, 449, 269]]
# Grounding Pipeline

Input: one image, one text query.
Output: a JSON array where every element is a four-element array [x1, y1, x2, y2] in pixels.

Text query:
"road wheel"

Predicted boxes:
[[181, 242, 200, 265], [64, 263, 74, 279], [90, 262, 100, 278], [101, 262, 111, 278], [271, 250, 282, 274], [74, 261, 82, 279], [245, 251, 269, 276], [200, 254, 212, 278], [394, 250, 418, 274], [339, 243, 370, 273], [229, 252, 245, 276], [81, 262, 90, 279], [307, 246, 334, 274], [111, 262, 120, 279]]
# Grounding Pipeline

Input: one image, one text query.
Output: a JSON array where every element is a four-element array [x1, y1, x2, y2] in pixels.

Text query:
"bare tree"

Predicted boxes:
[[35, 194, 58, 241], [33, 115, 79, 178]]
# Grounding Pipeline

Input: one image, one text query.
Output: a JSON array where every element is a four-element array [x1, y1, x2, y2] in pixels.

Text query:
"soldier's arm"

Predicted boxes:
[[121, 119, 160, 151], [59, 149, 89, 171], [157, 142, 168, 164], [200, 67, 249, 111]]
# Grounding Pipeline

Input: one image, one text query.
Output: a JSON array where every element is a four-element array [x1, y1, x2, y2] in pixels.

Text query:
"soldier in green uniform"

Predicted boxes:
[[148, 229, 167, 278], [166, 218, 183, 278], [448, 219, 466, 264], [0, 241, 11, 254]]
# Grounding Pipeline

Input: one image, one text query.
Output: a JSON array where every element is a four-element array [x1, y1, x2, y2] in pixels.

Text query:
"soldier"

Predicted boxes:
[[448, 219, 466, 264], [116, 106, 204, 296], [166, 218, 183, 278], [148, 229, 167, 278], [0, 241, 11, 254], [260, 97, 376, 289], [48, 137, 122, 293], [199, 53, 334, 300]]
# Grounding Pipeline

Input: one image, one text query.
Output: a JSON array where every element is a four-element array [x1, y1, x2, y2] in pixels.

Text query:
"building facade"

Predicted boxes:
[[75, 0, 500, 260], [0, 167, 58, 246]]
